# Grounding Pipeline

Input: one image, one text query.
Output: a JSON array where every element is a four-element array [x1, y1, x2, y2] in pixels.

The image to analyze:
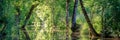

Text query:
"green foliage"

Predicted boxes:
[[0, 0, 120, 40]]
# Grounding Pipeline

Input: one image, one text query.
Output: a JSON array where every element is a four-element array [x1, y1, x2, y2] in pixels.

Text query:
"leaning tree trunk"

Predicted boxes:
[[21, 3, 38, 40], [71, 0, 79, 40], [79, 0, 99, 37], [66, 0, 70, 40]]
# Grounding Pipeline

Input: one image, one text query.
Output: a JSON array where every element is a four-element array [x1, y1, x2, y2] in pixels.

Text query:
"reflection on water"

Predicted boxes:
[[80, 35, 120, 40]]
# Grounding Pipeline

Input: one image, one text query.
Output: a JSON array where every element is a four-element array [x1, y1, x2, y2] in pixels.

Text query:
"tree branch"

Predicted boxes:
[[21, 3, 39, 40]]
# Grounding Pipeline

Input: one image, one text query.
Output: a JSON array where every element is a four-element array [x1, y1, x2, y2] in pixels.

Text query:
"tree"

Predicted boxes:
[[14, 5, 21, 40], [66, 0, 70, 40], [79, 0, 99, 37], [71, 0, 80, 40]]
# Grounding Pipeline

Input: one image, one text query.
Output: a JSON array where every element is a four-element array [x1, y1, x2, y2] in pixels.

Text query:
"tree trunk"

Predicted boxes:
[[79, 0, 99, 37], [101, 7, 105, 39], [66, 0, 70, 40], [21, 3, 38, 40], [14, 6, 21, 40], [71, 0, 79, 40]]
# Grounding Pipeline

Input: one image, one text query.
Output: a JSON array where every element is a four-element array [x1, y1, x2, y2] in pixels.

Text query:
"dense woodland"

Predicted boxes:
[[0, 0, 120, 40]]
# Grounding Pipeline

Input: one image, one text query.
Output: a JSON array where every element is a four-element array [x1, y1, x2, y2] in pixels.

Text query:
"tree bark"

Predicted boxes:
[[14, 6, 21, 40], [66, 0, 70, 40], [71, 0, 79, 40], [21, 3, 38, 40], [79, 0, 99, 36]]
